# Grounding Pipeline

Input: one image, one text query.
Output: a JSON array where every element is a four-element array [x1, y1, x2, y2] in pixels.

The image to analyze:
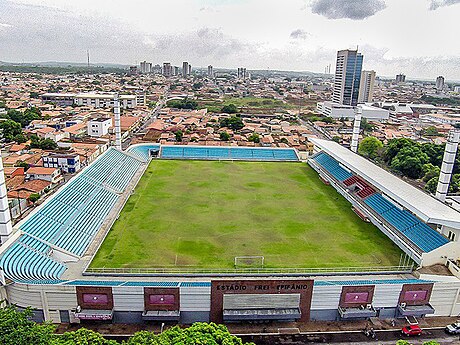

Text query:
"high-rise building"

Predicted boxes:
[[139, 61, 152, 74], [163, 62, 172, 77], [174, 66, 180, 76], [395, 73, 406, 83], [358, 70, 376, 103], [153, 64, 162, 74], [237, 67, 247, 80], [208, 65, 213, 77], [436, 76, 445, 91], [182, 61, 189, 76], [188, 64, 192, 75], [332, 49, 363, 107]]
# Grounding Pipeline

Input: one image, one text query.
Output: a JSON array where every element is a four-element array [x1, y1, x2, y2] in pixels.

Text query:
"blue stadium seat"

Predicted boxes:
[[311, 152, 353, 181], [364, 193, 449, 252], [159, 146, 298, 161]]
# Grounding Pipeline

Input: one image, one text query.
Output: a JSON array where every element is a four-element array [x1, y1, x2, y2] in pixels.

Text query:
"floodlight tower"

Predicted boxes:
[[0, 151, 12, 244], [350, 106, 362, 153], [114, 94, 122, 150], [435, 129, 460, 202]]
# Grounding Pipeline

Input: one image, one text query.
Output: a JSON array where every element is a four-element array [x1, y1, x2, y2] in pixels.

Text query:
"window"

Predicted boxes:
[[448, 231, 456, 241]]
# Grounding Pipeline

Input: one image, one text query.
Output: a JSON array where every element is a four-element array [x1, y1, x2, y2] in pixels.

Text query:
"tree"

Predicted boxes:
[[332, 136, 341, 143], [192, 82, 203, 90], [14, 133, 27, 144], [423, 126, 439, 137], [220, 116, 244, 131], [0, 305, 55, 345], [174, 130, 183, 142], [248, 133, 260, 143], [126, 323, 255, 345], [39, 139, 58, 150], [28, 193, 40, 204], [358, 136, 383, 159], [219, 131, 230, 141], [422, 163, 440, 182], [0, 306, 254, 345], [221, 104, 238, 114], [15, 161, 30, 171], [0, 120, 23, 142], [360, 118, 374, 133], [7, 108, 41, 127], [167, 99, 198, 110], [56, 328, 117, 345]]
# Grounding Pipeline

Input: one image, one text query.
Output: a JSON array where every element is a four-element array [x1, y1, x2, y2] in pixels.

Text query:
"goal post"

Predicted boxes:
[[234, 256, 265, 268]]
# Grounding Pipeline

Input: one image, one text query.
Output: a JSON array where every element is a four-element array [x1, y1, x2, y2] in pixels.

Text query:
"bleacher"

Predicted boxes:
[[343, 176, 376, 199], [311, 152, 353, 181], [160, 146, 299, 161], [0, 147, 145, 282], [364, 194, 449, 252], [128, 144, 161, 162], [0, 235, 66, 282]]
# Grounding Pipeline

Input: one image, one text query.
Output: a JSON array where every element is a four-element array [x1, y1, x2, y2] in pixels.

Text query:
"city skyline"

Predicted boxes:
[[0, 0, 460, 79]]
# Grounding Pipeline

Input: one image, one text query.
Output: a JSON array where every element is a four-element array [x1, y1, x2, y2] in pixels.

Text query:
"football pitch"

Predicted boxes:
[[90, 160, 402, 269]]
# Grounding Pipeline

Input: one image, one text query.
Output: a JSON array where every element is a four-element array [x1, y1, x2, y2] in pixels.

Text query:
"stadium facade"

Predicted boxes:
[[0, 143, 459, 324]]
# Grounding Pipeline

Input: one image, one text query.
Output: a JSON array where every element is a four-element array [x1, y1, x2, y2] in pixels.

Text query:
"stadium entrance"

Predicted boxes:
[[210, 280, 313, 323]]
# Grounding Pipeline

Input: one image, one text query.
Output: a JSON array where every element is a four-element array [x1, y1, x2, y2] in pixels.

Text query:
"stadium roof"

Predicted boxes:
[[310, 138, 460, 229]]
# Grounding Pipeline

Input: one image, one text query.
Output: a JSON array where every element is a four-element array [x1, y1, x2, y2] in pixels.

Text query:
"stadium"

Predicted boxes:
[[0, 139, 459, 324]]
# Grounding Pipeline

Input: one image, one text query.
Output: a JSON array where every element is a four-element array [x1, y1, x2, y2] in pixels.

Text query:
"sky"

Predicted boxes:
[[0, 0, 460, 80]]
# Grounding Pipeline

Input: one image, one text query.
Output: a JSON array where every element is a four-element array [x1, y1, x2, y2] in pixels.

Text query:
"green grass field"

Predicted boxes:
[[90, 160, 402, 269]]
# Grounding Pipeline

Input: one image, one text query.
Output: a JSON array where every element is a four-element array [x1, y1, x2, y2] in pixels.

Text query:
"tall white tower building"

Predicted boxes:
[[0, 152, 12, 243], [435, 129, 460, 202]]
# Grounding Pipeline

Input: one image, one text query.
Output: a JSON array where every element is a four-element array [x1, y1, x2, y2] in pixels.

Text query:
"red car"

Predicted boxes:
[[401, 324, 422, 336]]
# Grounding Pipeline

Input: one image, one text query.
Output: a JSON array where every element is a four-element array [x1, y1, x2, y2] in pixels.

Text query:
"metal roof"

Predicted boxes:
[[310, 138, 460, 229]]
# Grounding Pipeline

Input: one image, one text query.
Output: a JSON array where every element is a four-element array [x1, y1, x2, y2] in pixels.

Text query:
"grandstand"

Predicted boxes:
[[0, 147, 145, 282], [308, 138, 458, 265]]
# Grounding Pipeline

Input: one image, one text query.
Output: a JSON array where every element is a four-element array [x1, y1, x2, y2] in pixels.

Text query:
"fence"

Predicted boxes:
[[84, 265, 414, 277]]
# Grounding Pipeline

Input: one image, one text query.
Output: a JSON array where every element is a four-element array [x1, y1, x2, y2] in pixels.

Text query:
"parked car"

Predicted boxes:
[[401, 324, 422, 336], [445, 322, 460, 335]]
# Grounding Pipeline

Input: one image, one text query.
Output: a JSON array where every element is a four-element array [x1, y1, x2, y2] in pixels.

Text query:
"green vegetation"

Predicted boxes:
[[0, 305, 251, 345], [166, 99, 198, 110], [0, 107, 42, 142], [28, 193, 40, 204], [0, 64, 126, 75], [198, 97, 292, 113], [248, 133, 260, 143], [220, 116, 244, 131], [29, 134, 58, 150], [221, 103, 238, 114], [91, 160, 402, 269], [358, 137, 383, 159], [421, 94, 460, 107], [358, 137, 459, 193], [0, 120, 23, 142], [219, 131, 230, 141], [174, 130, 183, 142]]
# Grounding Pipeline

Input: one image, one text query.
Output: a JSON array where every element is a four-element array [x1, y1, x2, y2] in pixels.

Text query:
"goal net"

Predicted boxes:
[[234, 256, 265, 268]]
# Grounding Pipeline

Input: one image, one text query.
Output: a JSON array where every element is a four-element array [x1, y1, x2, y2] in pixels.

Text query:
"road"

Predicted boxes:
[[239, 328, 458, 344], [122, 97, 166, 150], [97, 327, 458, 344]]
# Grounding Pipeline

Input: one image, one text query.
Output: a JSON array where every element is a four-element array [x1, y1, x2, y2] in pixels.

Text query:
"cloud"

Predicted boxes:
[[290, 29, 310, 40], [429, 0, 460, 10], [310, 0, 386, 20]]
